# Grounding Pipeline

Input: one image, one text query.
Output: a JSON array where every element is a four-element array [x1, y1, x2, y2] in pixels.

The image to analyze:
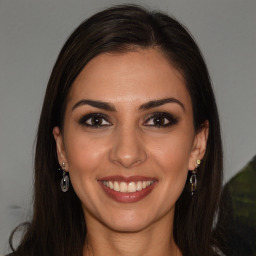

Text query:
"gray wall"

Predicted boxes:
[[0, 0, 255, 253]]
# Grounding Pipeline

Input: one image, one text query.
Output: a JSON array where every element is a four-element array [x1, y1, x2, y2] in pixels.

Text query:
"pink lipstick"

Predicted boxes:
[[98, 176, 157, 203]]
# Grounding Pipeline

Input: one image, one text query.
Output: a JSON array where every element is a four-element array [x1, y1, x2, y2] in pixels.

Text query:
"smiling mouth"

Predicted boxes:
[[102, 180, 155, 193], [98, 176, 157, 203]]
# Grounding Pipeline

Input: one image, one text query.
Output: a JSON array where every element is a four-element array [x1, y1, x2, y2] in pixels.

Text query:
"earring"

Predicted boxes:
[[190, 160, 201, 196], [60, 162, 69, 192]]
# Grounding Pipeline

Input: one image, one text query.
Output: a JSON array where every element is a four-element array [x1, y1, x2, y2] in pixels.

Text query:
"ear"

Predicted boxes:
[[188, 121, 209, 170], [53, 126, 69, 171]]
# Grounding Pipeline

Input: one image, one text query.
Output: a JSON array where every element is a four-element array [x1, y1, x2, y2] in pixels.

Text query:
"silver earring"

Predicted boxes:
[[61, 170, 69, 192], [190, 160, 200, 196], [60, 162, 69, 192]]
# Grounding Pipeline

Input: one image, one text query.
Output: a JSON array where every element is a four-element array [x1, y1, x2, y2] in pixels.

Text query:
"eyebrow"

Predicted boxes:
[[72, 99, 116, 111], [72, 97, 185, 112], [139, 98, 185, 111]]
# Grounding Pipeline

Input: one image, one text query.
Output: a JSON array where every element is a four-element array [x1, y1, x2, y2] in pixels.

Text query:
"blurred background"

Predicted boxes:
[[0, 0, 255, 254]]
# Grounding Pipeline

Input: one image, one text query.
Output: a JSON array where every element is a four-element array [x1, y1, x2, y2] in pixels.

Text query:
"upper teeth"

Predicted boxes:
[[102, 181, 154, 193]]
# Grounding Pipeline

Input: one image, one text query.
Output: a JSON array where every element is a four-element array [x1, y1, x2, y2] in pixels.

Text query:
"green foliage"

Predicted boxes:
[[226, 155, 256, 256]]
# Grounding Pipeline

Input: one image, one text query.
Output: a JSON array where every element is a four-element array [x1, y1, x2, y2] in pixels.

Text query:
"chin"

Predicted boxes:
[[107, 218, 152, 233], [100, 209, 158, 233]]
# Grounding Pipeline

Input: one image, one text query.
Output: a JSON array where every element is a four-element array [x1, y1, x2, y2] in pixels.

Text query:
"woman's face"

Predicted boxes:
[[53, 48, 208, 232]]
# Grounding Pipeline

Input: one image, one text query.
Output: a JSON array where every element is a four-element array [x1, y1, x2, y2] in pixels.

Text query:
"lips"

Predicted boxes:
[[98, 176, 157, 203], [102, 180, 154, 193]]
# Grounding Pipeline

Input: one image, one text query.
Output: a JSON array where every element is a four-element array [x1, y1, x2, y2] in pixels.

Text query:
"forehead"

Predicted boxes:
[[68, 49, 192, 110]]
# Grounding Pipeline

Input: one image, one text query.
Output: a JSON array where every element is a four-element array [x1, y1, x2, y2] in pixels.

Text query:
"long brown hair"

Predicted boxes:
[[9, 4, 226, 256]]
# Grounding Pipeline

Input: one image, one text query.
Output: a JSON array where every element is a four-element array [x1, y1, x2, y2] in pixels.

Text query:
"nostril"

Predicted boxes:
[[108, 130, 147, 168], [111, 158, 142, 168], [133, 160, 142, 166]]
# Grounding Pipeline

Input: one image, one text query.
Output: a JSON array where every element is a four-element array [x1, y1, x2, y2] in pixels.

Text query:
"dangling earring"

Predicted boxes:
[[60, 162, 69, 192], [190, 159, 200, 196]]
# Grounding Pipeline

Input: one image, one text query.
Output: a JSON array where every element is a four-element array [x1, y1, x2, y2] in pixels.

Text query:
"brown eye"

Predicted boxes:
[[79, 113, 111, 128], [88, 116, 103, 126], [144, 112, 178, 128], [152, 116, 168, 126]]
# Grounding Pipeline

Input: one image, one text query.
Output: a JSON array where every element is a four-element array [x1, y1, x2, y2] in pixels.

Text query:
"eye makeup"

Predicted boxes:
[[78, 113, 112, 128], [77, 111, 179, 130], [143, 112, 179, 128]]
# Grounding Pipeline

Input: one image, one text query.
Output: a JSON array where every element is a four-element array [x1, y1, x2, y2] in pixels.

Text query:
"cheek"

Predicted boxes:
[[65, 129, 105, 164], [147, 130, 193, 193], [63, 133, 111, 211], [64, 132, 108, 187], [155, 147, 190, 191], [149, 130, 193, 171]]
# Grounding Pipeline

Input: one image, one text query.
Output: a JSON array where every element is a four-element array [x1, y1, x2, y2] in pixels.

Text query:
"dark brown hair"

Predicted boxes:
[[9, 4, 226, 256]]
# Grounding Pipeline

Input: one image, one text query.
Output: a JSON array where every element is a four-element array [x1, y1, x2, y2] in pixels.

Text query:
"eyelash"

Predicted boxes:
[[78, 112, 178, 128], [143, 112, 178, 128], [78, 113, 112, 128]]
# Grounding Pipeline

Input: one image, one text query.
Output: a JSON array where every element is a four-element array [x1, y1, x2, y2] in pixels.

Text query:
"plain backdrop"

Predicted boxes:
[[0, 0, 255, 253]]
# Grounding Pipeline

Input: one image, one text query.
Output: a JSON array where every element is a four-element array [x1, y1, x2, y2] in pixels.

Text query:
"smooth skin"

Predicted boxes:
[[53, 48, 208, 256]]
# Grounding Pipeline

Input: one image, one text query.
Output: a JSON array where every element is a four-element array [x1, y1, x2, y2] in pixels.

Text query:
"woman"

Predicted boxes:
[[8, 4, 228, 256]]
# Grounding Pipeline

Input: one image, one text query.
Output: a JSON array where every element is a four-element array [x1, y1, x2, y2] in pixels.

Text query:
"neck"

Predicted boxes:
[[83, 212, 181, 256]]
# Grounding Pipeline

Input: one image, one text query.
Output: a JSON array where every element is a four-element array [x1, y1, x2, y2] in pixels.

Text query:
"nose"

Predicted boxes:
[[109, 126, 147, 168]]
